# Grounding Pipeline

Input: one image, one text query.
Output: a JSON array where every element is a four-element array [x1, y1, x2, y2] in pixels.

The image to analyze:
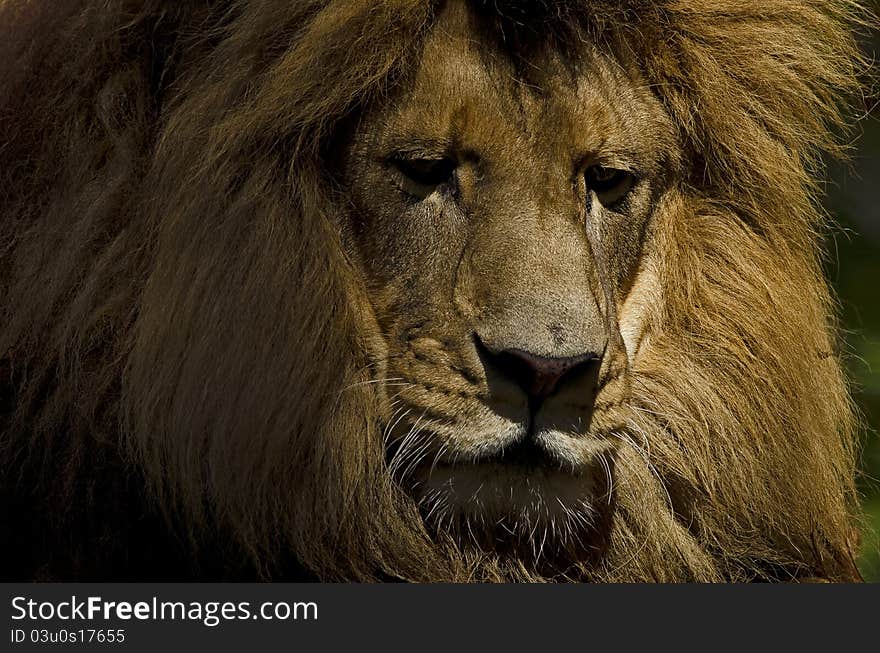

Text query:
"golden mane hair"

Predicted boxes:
[[0, 0, 872, 580]]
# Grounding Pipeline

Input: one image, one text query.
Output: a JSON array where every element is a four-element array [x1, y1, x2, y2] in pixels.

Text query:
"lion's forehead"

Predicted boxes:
[[378, 1, 673, 180]]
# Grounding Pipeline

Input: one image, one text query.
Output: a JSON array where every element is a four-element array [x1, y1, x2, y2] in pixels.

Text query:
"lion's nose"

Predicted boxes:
[[480, 340, 602, 405]]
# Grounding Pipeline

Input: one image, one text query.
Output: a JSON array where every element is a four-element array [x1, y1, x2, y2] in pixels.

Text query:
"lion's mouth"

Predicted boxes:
[[427, 428, 594, 472], [382, 335, 625, 547], [406, 441, 615, 561], [399, 419, 616, 539], [478, 436, 557, 469]]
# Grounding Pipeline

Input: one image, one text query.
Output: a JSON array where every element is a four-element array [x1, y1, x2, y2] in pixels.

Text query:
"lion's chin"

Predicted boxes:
[[409, 436, 615, 555], [419, 463, 602, 517]]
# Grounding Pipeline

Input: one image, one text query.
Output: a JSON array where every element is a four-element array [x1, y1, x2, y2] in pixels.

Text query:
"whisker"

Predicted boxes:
[[383, 407, 412, 447], [597, 450, 614, 505], [340, 377, 408, 392], [389, 409, 430, 480], [612, 428, 674, 514]]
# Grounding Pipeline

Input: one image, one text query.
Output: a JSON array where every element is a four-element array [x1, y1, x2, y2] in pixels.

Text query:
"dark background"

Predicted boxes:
[[827, 23, 880, 580]]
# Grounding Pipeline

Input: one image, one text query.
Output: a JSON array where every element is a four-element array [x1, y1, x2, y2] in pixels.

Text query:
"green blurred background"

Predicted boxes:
[[827, 24, 880, 581]]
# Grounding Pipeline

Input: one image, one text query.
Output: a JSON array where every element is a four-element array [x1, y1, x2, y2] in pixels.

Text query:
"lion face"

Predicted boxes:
[[0, 0, 867, 582], [338, 4, 677, 550]]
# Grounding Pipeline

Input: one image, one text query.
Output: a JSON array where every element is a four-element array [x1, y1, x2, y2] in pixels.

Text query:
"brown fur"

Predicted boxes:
[[0, 0, 872, 581]]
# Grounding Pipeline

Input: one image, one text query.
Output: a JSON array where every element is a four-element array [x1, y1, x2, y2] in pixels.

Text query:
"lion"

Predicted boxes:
[[0, 0, 872, 582]]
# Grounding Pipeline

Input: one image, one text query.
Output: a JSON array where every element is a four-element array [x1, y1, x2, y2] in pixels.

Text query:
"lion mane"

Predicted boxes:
[[0, 0, 871, 581]]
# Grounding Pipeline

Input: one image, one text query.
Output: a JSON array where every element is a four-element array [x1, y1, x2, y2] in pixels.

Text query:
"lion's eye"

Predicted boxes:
[[584, 164, 634, 207], [390, 157, 457, 199]]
